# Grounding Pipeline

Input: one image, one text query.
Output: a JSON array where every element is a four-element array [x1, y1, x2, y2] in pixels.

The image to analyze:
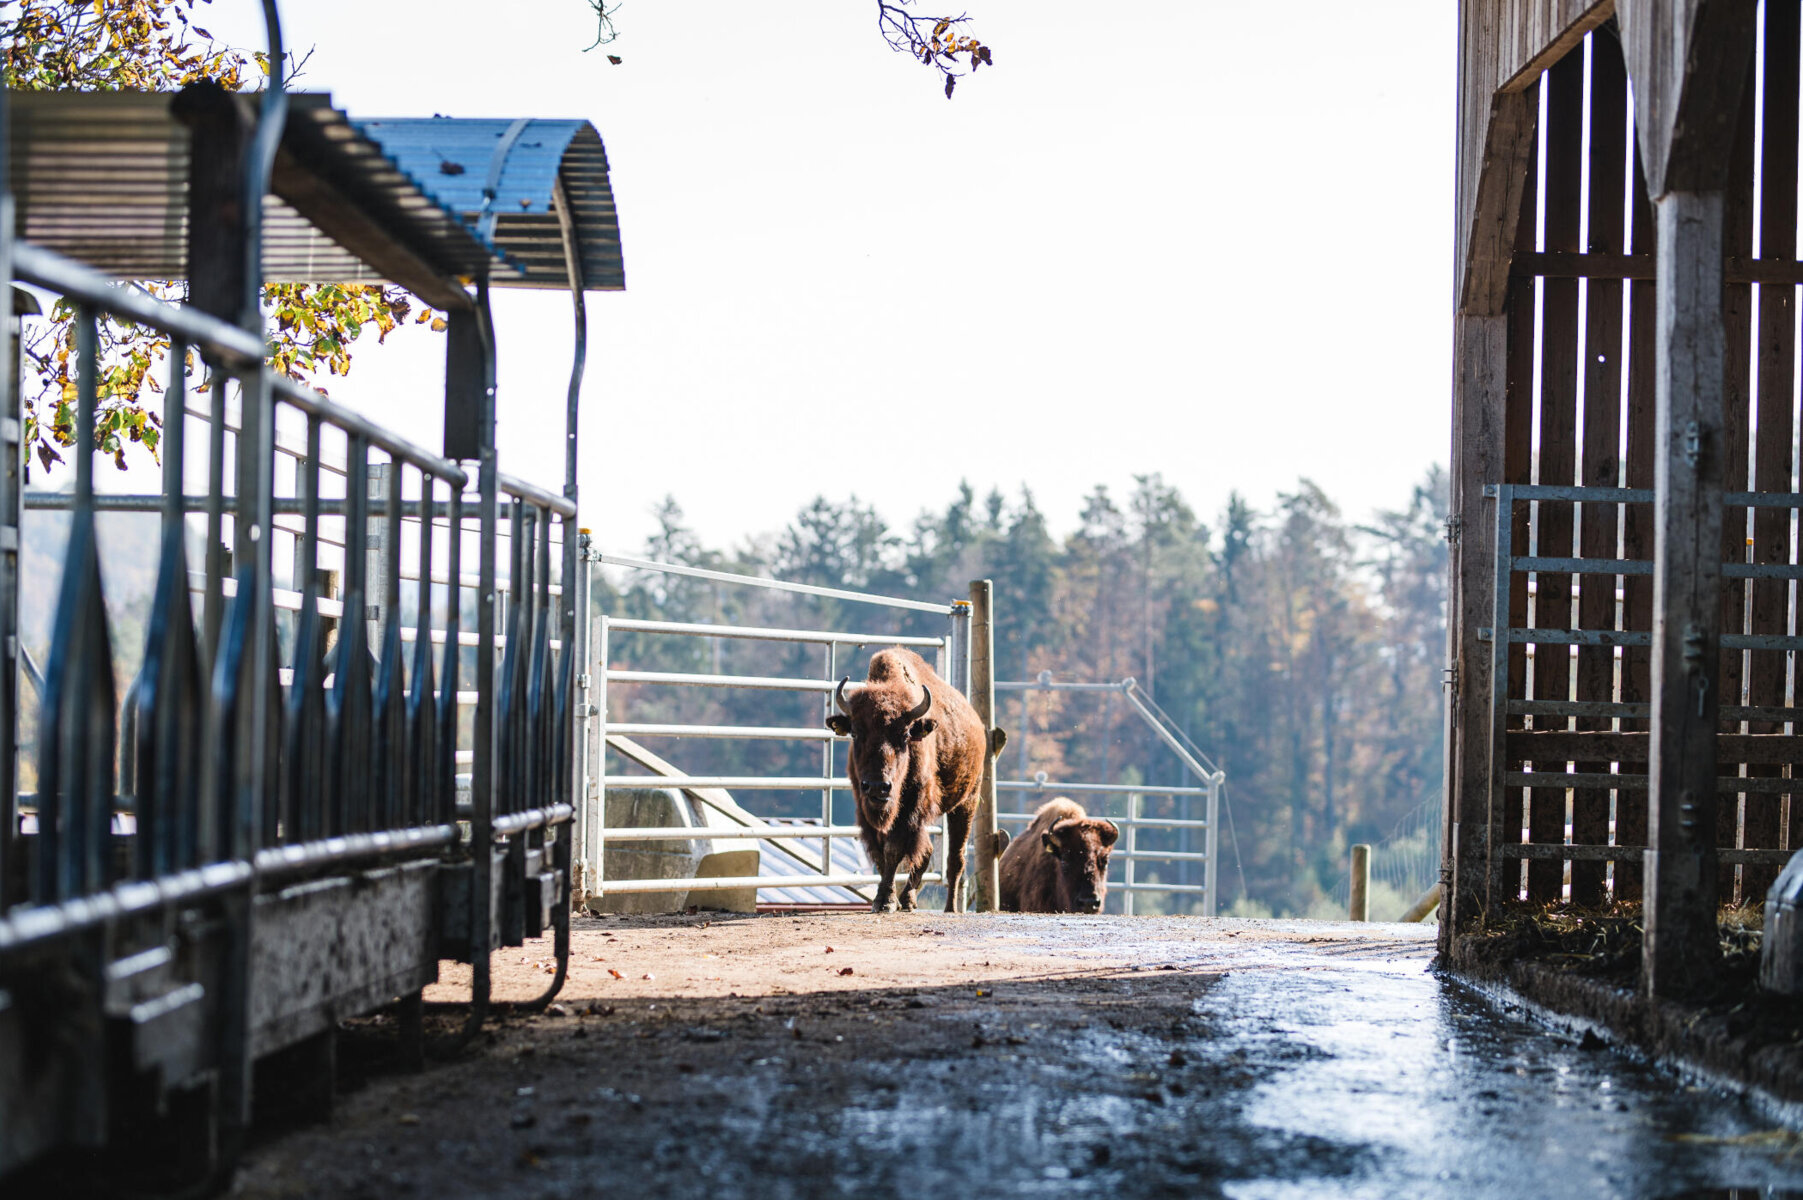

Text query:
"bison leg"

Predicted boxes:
[[897, 862, 926, 911], [940, 806, 972, 913], [870, 847, 901, 914]]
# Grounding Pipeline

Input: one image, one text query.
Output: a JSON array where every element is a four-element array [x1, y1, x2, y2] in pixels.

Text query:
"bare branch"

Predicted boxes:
[[874, 1, 993, 97]]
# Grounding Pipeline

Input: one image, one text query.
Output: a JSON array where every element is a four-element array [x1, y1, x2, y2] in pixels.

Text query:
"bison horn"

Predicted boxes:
[[834, 676, 853, 715], [905, 680, 933, 723]]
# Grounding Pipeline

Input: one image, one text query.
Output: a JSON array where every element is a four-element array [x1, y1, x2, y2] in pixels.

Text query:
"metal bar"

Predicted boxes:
[[600, 775, 853, 790], [270, 375, 466, 484], [997, 781, 1212, 796], [600, 825, 897, 841], [594, 615, 609, 899], [994, 680, 1129, 692], [0, 861, 256, 954], [1512, 554, 1803, 579], [1503, 770, 1800, 794], [12, 242, 263, 364], [969, 583, 997, 912], [493, 803, 574, 838], [999, 814, 1213, 830], [606, 723, 838, 740], [602, 616, 946, 648], [497, 471, 577, 518], [1496, 842, 1793, 865], [1204, 777, 1219, 916], [252, 824, 456, 875], [605, 669, 858, 692], [597, 553, 955, 614], [598, 873, 941, 895], [24, 492, 484, 517]]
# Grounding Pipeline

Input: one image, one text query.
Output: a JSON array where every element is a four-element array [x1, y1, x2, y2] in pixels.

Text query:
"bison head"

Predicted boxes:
[[1042, 816, 1119, 914], [825, 675, 935, 804]]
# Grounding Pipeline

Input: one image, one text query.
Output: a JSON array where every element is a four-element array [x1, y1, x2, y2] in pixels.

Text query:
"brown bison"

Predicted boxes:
[[999, 797, 1119, 913], [827, 647, 987, 913]]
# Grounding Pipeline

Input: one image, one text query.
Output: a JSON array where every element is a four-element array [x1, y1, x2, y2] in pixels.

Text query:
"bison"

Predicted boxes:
[[827, 647, 987, 913], [998, 797, 1118, 913]]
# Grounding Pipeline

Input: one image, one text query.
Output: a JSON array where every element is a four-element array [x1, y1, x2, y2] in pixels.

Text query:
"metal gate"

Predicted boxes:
[[997, 675, 1223, 916], [573, 553, 972, 906]]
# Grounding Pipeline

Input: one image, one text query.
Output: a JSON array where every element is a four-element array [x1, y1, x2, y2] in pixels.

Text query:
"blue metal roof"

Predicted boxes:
[[353, 116, 625, 292]]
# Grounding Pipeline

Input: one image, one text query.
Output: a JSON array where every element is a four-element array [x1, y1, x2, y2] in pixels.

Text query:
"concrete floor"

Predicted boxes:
[[232, 915, 1803, 1199]]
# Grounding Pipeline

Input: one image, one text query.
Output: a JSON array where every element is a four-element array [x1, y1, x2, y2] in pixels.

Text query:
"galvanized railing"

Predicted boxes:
[[0, 2, 586, 1176], [575, 553, 970, 903], [997, 675, 1223, 916]]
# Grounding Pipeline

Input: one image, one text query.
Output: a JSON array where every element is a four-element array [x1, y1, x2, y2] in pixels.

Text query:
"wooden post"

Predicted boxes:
[[1644, 188, 1727, 996], [1349, 844, 1371, 922], [969, 580, 1000, 913]]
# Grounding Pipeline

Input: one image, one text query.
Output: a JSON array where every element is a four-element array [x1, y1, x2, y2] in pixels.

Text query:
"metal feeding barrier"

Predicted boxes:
[[0, 0, 621, 1182], [575, 555, 973, 905], [997, 675, 1224, 916]]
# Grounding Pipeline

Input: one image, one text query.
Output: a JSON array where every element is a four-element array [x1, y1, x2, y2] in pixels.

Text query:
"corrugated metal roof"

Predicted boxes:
[[756, 819, 873, 905], [7, 90, 624, 294], [352, 117, 625, 291]]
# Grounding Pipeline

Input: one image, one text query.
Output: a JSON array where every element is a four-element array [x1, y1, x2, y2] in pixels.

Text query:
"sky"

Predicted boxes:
[[203, 0, 1458, 555]]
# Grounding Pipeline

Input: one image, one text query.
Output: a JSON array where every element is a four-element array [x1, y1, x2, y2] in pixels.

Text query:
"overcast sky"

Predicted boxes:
[[209, 0, 1457, 554]]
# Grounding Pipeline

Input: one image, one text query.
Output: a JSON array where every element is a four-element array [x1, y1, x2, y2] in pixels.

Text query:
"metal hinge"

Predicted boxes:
[[577, 673, 591, 689], [1444, 514, 1463, 546], [1477, 627, 1494, 643], [1442, 662, 1459, 694]]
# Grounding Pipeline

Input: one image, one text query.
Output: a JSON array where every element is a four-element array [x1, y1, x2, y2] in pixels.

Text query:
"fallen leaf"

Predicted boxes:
[[825, 946, 835, 954], [838, 967, 854, 976], [608, 969, 623, 980], [643, 973, 655, 980]]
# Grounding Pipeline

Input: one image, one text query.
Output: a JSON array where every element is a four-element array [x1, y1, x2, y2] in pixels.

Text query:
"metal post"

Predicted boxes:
[[573, 531, 593, 900], [1350, 843, 1371, 921], [366, 462, 390, 649], [1122, 791, 1137, 916], [1205, 773, 1221, 917], [821, 641, 834, 885], [969, 582, 998, 912], [593, 614, 609, 903], [947, 600, 971, 695]]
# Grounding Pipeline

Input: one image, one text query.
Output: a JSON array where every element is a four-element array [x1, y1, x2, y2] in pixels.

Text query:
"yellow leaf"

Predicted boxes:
[[430, 318, 448, 333]]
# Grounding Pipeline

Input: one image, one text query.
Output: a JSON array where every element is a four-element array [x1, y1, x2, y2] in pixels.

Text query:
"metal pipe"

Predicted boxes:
[[597, 873, 942, 895], [969, 582, 998, 912], [605, 669, 860, 692], [606, 723, 838, 740], [597, 553, 955, 614], [998, 780, 1211, 797], [998, 813, 1211, 829], [603, 616, 945, 649], [600, 775, 852, 790], [599, 824, 905, 841]]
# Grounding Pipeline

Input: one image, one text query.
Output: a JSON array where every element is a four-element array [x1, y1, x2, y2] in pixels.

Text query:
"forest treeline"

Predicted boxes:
[[596, 468, 1450, 919]]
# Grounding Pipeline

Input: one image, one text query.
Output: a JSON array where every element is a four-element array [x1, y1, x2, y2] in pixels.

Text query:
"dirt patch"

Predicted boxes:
[[229, 916, 1428, 1200]]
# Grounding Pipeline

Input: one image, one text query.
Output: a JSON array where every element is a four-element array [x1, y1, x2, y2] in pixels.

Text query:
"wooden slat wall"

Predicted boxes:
[[1573, 37, 1628, 907], [1748, 0, 1800, 901], [1505, 100, 1542, 903], [1529, 51, 1587, 903], [1494, 9, 1803, 908], [1720, 67, 1757, 900], [1617, 128, 1656, 903]]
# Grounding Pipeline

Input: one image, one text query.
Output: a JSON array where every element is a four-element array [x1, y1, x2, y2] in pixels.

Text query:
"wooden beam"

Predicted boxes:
[[1618, 0, 1757, 197], [1447, 312, 1510, 939], [1507, 730, 1803, 764], [1645, 188, 1727, 996], [1457, 0, 1613, 314]]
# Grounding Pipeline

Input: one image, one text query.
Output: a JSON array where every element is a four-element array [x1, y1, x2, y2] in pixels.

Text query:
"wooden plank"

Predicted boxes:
[[1574, 34, 1630, 906], [1450, 310, 1514, 936], [1718, 67, 1757, 899], [1618, 133, 1658, 901], [1513, 251, 1803, 283], [1529, 49, 1587, 903], [1501, 92, 1543, 908], [1458, 0, 1618, 310], [1747, 0, 1800, 900], [1507, 729, 1803, 763], [1646, 187, 1727, 997]]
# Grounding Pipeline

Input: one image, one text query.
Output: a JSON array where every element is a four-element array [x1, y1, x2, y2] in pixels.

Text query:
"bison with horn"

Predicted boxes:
[[826, 647, 990, 913]]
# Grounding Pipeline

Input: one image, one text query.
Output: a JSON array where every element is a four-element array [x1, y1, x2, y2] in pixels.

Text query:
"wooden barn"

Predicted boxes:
[[1443, 0, 1803, 994]]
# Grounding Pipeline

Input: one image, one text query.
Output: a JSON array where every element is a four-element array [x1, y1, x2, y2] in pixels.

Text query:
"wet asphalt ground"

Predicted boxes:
[[232, 917, 1803, 1200]]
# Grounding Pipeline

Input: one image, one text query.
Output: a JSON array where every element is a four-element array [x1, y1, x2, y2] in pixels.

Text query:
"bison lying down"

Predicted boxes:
[[998, 797, 1119, 913], [827, 647, 986, 913]]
